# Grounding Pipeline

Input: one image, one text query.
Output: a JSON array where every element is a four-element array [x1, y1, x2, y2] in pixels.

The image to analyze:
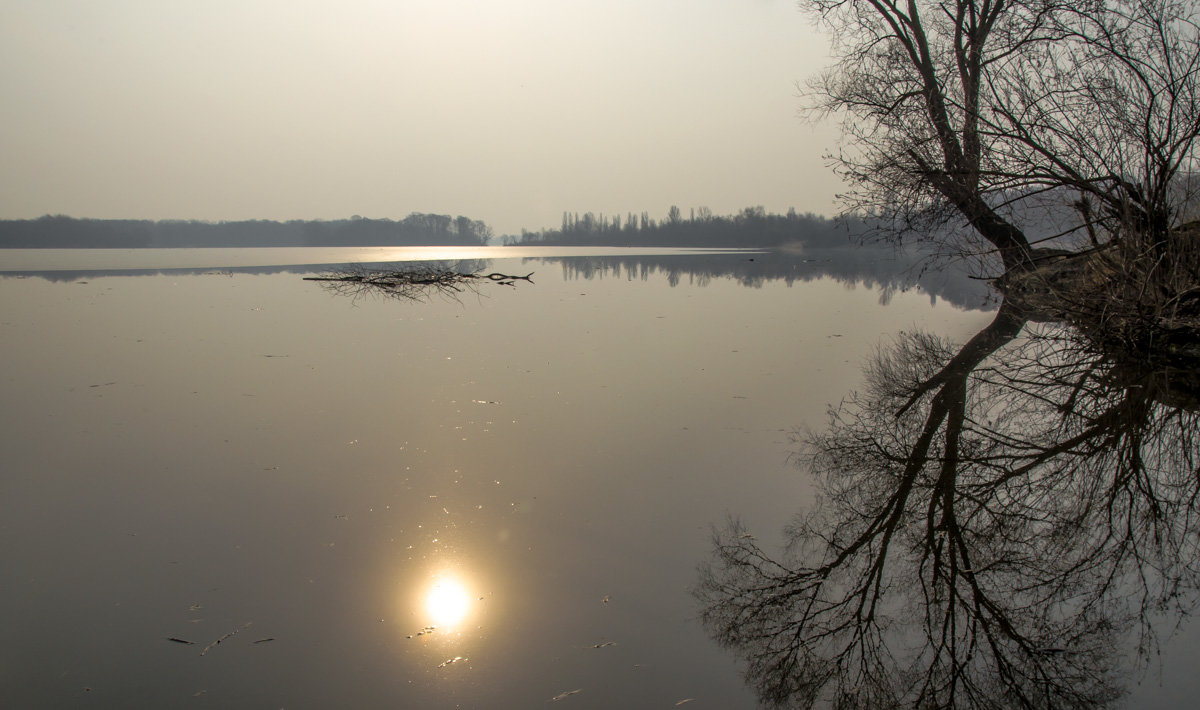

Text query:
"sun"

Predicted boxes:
[[425, 577, 471, 627]]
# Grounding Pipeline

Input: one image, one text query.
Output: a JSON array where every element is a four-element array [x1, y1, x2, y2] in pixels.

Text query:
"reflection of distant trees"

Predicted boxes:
[[3, 261, 497, 284], [0, 263, 401, 283], [540, 248, 994, 311], [696, 295, 1200, 707], [8, 249, 995, 309]]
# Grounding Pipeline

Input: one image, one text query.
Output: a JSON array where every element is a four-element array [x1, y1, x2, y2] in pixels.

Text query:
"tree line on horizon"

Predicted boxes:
[[0, 213, 493, 248], [504, 206, 868, 248], [0, 207, 877, 250]]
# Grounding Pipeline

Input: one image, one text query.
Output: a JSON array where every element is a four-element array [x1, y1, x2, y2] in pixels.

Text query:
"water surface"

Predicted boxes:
[[0, 248, 1193, 707]]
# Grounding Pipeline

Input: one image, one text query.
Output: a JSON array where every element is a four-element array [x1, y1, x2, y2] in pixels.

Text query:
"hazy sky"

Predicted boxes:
[[0, 0, 842, 235]]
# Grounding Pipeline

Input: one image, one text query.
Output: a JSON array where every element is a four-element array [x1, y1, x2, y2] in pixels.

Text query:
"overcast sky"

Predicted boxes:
[[0, 0, 842, 235]]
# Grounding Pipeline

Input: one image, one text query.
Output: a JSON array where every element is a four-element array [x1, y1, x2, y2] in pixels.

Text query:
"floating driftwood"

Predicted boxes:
[[199, 622, 251, 656], [304, 263, 533, 303], [405, 625, 438, 639]]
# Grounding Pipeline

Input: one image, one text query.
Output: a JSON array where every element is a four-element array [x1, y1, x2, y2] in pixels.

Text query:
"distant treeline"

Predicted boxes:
[[503, 206, 868, 248], [0, 214, 493, 248], [3, 207, 870, 250]]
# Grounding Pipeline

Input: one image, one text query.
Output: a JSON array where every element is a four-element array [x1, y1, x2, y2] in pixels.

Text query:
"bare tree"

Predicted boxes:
[[694, 5, 1200, 702], [809, 0, 1200, 270]]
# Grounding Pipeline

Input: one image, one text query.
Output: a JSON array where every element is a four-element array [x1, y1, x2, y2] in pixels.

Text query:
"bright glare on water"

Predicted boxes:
[[425, 577, 472, 628]]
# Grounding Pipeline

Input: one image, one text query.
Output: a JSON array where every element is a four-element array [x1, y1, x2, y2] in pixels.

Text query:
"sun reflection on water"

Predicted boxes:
[[425, 576, 472, 628], [412, 568, 482, 633]]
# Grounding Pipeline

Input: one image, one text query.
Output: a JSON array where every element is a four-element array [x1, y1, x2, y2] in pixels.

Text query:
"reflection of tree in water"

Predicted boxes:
[[696, 295, 1200, 707], [541, 249, 995, 311], [304, 260, 533, 303], [692, 0, 1200, 697]]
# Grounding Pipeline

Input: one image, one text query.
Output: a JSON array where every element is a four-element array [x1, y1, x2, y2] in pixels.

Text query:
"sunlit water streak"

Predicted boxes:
[[0, 246, 763, 272]]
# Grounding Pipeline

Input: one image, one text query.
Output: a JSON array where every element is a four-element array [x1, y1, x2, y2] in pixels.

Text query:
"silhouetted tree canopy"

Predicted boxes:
[[506, 206, 868, 249], [696, 3, 1200, 699], [0, 213, 492, 248], [807, 0, 1200, 272]]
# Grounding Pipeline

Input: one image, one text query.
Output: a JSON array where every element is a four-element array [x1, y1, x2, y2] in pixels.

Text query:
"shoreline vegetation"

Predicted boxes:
[[0, 207, 864, 250], [0, 213, 494, 248]]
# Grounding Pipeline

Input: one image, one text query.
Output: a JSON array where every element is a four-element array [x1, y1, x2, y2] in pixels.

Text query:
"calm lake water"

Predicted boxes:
[[0, 247, 1195, 708]]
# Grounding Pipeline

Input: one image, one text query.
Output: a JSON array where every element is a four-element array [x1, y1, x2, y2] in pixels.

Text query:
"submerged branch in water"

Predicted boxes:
[[304, 263, 533, 303]]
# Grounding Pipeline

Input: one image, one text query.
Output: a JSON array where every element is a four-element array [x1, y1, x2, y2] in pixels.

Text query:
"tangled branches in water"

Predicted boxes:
[[696, 297, 1200, 708], [304, 262, 533, 303]]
